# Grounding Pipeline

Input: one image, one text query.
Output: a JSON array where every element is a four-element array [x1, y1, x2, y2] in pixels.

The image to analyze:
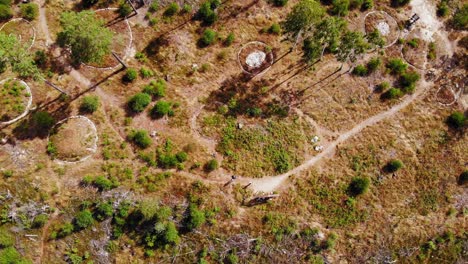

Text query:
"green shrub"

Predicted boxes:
[[139, 67, 154, 78], [32, 214, 48, 228], [268, 23, 281, 34], [58, 223, 74, 237], [0, 5, 12, 21], [128, 129, 152, 148], [185, 204, 206, 231], [2, 170, 12, 178], [348, 177, 370, 196], [349, 0, 363, 9], [352, 65, 368, 76], [452, 4, 468, 30], [385, 159, 403, 172], [93, 175, 117, 191], [175, 151, 188, 162], [270, 0, 288, 6], [224, 33, 235, 46], [118, 2, 132, 17], [437, 1, 449, 17], [127, 93, 151, 113], [197, 1, 218, 25], [366, 57, 381, 72], [148, 2, 159, 12], [427, 42, 436, 60], [123, 68, 137, 82], [386, 58, 407, 75], [331, 0, 349, 16], [200, 29, 217, 46], [150, 101, 172, 119], [407, 38, 420, 48], [399, 71, 420, 93], [0, 247, 31, 264], [0, 229, 13, 248], [96, 202, 113, 220], [458, 170, 468, 185], [383, 87, 403, 99], [20, 3, 38, 21], [375, 81, 389, 92], [204, 159, 218, 172], [391, 0, 410, 7], [142, 79, 166, 98], [446, 111, 466, 129], [164, 2, 179, 17], [182, 3, 192, 13], [361, 0, 373, 10], [31, 111, 55, 131], [80, 95, 100, 113], [74, 210, 94, 229]]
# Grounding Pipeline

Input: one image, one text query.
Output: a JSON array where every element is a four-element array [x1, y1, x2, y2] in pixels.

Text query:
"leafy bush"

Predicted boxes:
[[348, 177, 370, 196], [385, 159, 403, 172], [175, 151, 188, 162], [142, 79, 166, 98], [375, 81, 389, 92], [406, 38, 420, 48], [80, 95, 100, 113], [185, 204, 206, 231], [352, 65, 368, 76], [150, 101, 172, 119], [452, 4, 468, 30], [366, 57, 381, 72], [96, 202, 113, 220], [458, 170, 468, 185], [386, 58, 407, 75], [269, 23, 281, 34], [224, 33, 235, 46], [123, 68, 137, 83], [118, 2, 132, 17], [31, 111, 55, 131], [200, 29, 217, 46], [0, 247, 31, 264], [0, 229, 13, 248], [2, 170, 12, 178], [32, 214, 48, 228], [140, 67, 154, 78], [93, 175, 116, 191], [446, 111, 466, 129], [391, 0, 410, 7], [437, 1, 449, 17], [270, 0, 288, 6], [0, 5, 12, 21], [197, 1, 218, 25], [382, 87, 403, 100], [128, 129, 152, 148], [204, 159, 218, 172], [127, 93, 151, 113], [361, 0, 373, 10], [74, 210, 94, 229], [399, 71, 420, 93], [20, 3, 38, 21], [57, 223, 74, 237], [331, 0, 349, 16], [164, 2, 179, 17], [148, 1, 159, 12]]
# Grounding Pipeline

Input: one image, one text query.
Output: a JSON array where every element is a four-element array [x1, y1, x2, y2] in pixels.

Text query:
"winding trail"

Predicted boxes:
[[38, 0, 52, 46]]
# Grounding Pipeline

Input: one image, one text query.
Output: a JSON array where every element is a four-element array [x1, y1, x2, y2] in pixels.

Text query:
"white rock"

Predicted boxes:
[[246, 51, 266, 68]]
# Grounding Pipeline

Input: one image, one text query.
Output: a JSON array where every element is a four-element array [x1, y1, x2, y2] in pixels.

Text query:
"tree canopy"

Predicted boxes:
[[57, 11, 113, 64], [0, 33, 40, 78], [283, 0, 325, 36]]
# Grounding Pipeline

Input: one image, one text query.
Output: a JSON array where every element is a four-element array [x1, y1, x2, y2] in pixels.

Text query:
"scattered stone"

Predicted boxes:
[[150, 130, 157, 137], [314, 145, 324, 152], [0, 138, 7, 144], [237, 123, 244, 129], [376, 21, 390, 36], [311, 135, 319, 143], [246, 51, 266, 68]]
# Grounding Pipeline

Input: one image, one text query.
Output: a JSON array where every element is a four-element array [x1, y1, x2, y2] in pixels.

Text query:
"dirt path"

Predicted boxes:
[[37, 0, 52, 46], [245, 79, 432, 193]]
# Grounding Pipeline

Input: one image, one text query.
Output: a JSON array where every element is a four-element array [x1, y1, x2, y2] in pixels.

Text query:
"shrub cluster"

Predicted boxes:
[[80, 95, 100, 113], [0, 0, 12, 22], [200, 29, 217, 46], [127, 93, 151, 113], [197, 0, 221, 25], [348, 177, 370, 196], [20, 3, 38, 21], [446, 111, 466, 129], [142, 79, 166, 98], [82, 175, 120, 191], [128, 129, 152, 148], [150, 101, 174, 119]]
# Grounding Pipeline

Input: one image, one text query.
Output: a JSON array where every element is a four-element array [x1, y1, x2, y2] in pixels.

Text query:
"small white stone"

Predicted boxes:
[[246, 51, 266, 68], [376, 21, 390, 36]]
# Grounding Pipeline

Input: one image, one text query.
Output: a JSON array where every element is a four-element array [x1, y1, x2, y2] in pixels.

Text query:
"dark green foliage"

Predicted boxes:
[[349, 0, 363, 9], [458, 170, 468, 185], [361, 0, 373, 10], [303, 38, 322, 63], [331, 0, 349, 16], [20, 3, 39, 21], [204, 159, 218, 172], [452, 4, 468, 30], [197, 1, 219, 25], [352, 65, 368, 76], [0, 229, 13, 248], [224, 33, 235, 46], [34, 50, 47, 67], [366, 57, 381, 72], [270, 0, 288, 6], [385, 159, 403, 172], [0, 247, 31, 264], [284, 0, 325, 35], [123, 68, 138, 83], [0, 33, 40, 78], [96, 202, 113, 220], [0, 5, 12, 21], [128, 129, 152, 148], [140, 67, 154, 78], [437, 1, 449, 17], [407, 38, 420, 48], [399, 71, 420, 93], [74, 210, 94, 229], [57, 223, 74, 237], [367, 29, 385, 48], [200, 29, 217, 46], [127, 93, 151, 113], [446, 111, 466, 129], [382, 87, 403, 100], [175, 152, 188, 162], [375, 81, 389, 92], [81, 0, 98, 8], [93, 175, 116, 191], [386, 58, 407, 75], [31, 111, 55, 131], [268, 23, 281, 34], [185, 204, 206, 231], [80, 95, 100, 113], [118, 2, 133, 17], [348, 177, 370, 196], [142, 79, 166, 98], [58, 11, 113, 64], [148, 2, 159, 12], [150, 101, 172, 119], [32, 214, 48, 228], [164, 2, 179, 17], [391, 0, 410, 7]]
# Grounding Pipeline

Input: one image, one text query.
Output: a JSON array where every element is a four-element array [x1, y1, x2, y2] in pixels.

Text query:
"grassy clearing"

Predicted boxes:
[[0, 80, 30, 122]]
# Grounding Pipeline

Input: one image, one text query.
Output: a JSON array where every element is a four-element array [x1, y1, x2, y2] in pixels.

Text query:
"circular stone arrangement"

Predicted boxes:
[[47, 116, 98, 163], [84, 8, 133, 70], [0, 79, 33, 125], [0, 18, 36, 50], [238, 41, 274, 75], [364, 11, 400, 48]]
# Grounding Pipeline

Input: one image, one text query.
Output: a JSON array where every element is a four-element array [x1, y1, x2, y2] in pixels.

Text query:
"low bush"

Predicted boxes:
[[197, 1, 218, 25], [452, 4, 468, 30], [140, 67, 154, 78], [386, 58, 407, 75], [80, 95, 100, 113], [382, 87, 403, 100], [32, 214, 48, 228], [399, 71, 420, 93], [96, 202, 113, 220], [224, 33, 235, 46], [118, 2, 132, 17], [142, 79, 166, 98], [407, 38, 420, 48], [349, 0, 363, 9], [57, 223, 74, 237], [352, 65, 368, 76], [164, 2, 179, 17], [0, 229, 13, 248], [269, 23, 281, 34], [20, 3, 38, 21], [385, 159, 403, 172], [361, 0, 373, 10], [128, 130, 152, 148], [331, 0, 350, 16], [446, 111, 466, 129], [127, 93, 151, 113], [0, 5, 12, 21], [348, 177, 370, 196], [437, 1, 449, 17], [123, 68, 137, 83], [31, 111, 55, 131], [74, 210, 94, 229], [185, 204, 206, 231], [93, 175, 117, 191], [150, 101, 172, 119], [366, 57, 381, 72], [200, 29, 217, 46], [204, 159, 218, 172]]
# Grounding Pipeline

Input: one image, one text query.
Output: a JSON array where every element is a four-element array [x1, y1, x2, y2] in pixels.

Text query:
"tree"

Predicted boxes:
[[80, 95, 100, 113], [348, 177, 370, 196], [335, 30, 369, 68], [31, 111, 54, 131], [74, 210, 94, 229], [20, 3, 38, 21], [127, 93, 151, 113], [150, 101, 172, 119], [385, 159, 403, 172], [128, 129, 152, 148], [118, 2, 132, 17], [302, 38, 322, 63], [399, 71, 420, 93], [0, 33, 40, 78], [446, 111, 466, 129], [352, 64, 368, 76], [96, 202, 113, 220], [283, 0, 325, 37], [57, 11, 113, 64], [123, 68, 137, 83]]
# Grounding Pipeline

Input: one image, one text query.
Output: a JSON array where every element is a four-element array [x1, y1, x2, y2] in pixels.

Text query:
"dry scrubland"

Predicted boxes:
[[0, 0, 467, 263]]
